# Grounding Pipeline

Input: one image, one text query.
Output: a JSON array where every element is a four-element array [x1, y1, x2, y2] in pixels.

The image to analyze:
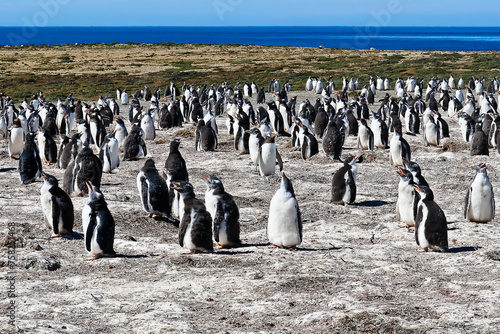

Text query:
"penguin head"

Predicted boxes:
[[280, 173, 295, 197], [201, 175, 224, 192], [41, 172, 58, 187], [171, 181, 194, 196], [413, 185, 433, 201], [170, 138, 181, 151], [86, 181, 104, 203], [25, 132, 36, 142], [476, 163, 487, 174], [142, 158, 156, 171], [396, 167, 414, 184]]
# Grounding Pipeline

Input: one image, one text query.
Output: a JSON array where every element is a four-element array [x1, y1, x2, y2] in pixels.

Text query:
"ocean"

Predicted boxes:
[[1, 26, 500, 51]]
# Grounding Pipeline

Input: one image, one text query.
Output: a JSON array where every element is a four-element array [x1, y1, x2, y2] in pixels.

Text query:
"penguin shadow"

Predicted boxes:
[[215, 242, 269, 255], [0, 167, 17, 173], [152, 216, 180, 227], [448, 246, 481, 253], [112, 253, 149, 259], [296, 246, 341, 252], [355, 200, 389, 207]]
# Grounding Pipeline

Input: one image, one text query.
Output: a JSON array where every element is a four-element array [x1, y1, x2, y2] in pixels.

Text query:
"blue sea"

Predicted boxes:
[[1, 26, 500, 51]]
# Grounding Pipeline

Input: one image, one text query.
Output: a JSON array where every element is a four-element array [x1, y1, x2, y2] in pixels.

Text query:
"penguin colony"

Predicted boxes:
[[0, 74, 498, 257]]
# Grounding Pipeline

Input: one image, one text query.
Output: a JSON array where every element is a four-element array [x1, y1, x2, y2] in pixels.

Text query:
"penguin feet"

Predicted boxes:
[[88, 253, 102, 260], [50, 233, 61, 238], [417, 248, 429, 253]]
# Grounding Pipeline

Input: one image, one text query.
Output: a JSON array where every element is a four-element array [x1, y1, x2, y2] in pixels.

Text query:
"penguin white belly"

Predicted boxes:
[[342, 172, 351, 204], [38, 133, 47, 162], [390, 137, 402, 166], [397, 185, 414, 224], [417, 204, 430, 249], [9, 128, 24, 156], [141, 118, 155, 140], [183, 211, 202, 251], [40, 190, 53, 230], [268, 189, 301, 247], [371, 122, 382, 148], [258, 144, 277, 176], [248, 137, 260, 165], [171, 192, 180, 219], [91, 217, 104, 255], [358, 127, 370, 149], [218, 220, 229, 246], [469, 176, 494, 222], [425, 124, 438, 146]]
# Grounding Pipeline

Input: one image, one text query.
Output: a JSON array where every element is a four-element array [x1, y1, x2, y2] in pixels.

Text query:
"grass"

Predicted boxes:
[[0, 43, 499, 101]]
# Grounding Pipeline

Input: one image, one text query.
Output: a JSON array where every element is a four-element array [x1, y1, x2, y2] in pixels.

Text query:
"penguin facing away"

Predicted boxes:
[[137, 159, 171, 219], [331, 154, 362, 205], [164, 138, 189, 182], [172, 181, 213, 254], [323, 117, 343, 160], [82, 182, 116, 259], [470, 123, 489, 156], [464, 163, 495, 223], [40, 172, 74, 237], [267, 173, 302, 249], [298, 123, 319, 160], [18, 132, 43, 185], [202, 175, 241, 248], [413, 185, 448, 252], [123, 125, 147, 160]]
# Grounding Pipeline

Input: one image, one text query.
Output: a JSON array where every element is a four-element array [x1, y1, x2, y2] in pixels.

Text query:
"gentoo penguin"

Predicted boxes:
[[331, 154, 361, 205], [18, 132, 43, 184], [195, 120, 217, 151], [202, 175, 241, 248], [56, 134, 70, 169], [114, 118, 128, 151], [121, 89, 129, 105], [470, 123, 489, 156], [413, 185, 448, 252], [248, 128, 264, 166], [8, 118, 24, 159], [423, 114, 440, 147], [371, 113, 389, 149], [322, 117, 343, 160], [172, 181, 213, 253], [258, 134, 283, 177], [357, 118, 374, 151], [137, 159, 171, 219], [140, 110, 155, 140], [164, 138, 189, 182], [267, 173, 302, 249], [314, 107, 329, 139], [298, 123, 319, 160], [63, 145, 103, 196], [403, 158, 429, 188], [390, 126, 411, 167], [82, 182, 115, 259], [37, 127, 58, 165], [396, 168, 416, 228], [59, 133, 82, 170], [99, 131, 120, 173], [123, 125, 147, 160], [464, 163, 495, 223], [40, 172, 74, 237]]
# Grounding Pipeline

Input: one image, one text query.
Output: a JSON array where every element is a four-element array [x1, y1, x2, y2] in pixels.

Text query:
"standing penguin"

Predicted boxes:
[[172, 181, 213, 253], [267, 173, 302, 249], [56, 134, 70, 169], [82, 182, 115, 259], [8, 118, 24, 159], [63, 145, 103, 196], [114, 118, 128, 151], [371, 113, 389, 149], [140, 110, 155, 140], [357, 118, 374, 151], [470, 123, 489, 156], [37, 127, 58, 165], [413, 185, 448, 252], [396, 168, 416, 228], [423, 114, 440, 147], [99, 131, 120, 173], [464, 163, 495, 223], [298, 123, 319, 160], [323, 117, 343, 160], [195, 120, 218, 152], [164, 138, 189, 182], [18, 132, 43, 184], [202, 175, 241, 248], [258, 134, 283, 177], [248, 128, 264, 166], [40, 172, 74, 237], [390, 126, 411, 167], [331, 154, 361, 205], [137, 159, 171, 219], [123, 125, 147, 160]]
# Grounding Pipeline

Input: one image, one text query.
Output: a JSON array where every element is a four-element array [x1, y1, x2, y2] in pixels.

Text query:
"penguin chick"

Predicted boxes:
[[267, 173, 302, 249], [172, 181, 213, 253], [40, 172, 74, 237], [82, 182, 115, 259], [413, 185, 448, 252], [464, 163, 495, 223], [137, 158, 171, 219], [18, 132, 43, 185], [331, 154, 361, 205], [202, 175, 241, 248]]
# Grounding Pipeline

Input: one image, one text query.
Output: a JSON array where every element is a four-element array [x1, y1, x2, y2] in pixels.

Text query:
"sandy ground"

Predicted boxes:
[[1, 88, 500, 334]]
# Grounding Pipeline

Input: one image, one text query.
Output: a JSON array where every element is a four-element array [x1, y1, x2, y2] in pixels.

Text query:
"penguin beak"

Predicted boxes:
[[480, 163, 487, 169], [413, 185, 422, 192], [200, 175, 211, 182], [41, 171, 48, 180], [86, 181, 93, 192], [171, 182, 182, 190], [162, 168, 169, 176], [282, 173, 287, 179], [396, 167, 405, 176]]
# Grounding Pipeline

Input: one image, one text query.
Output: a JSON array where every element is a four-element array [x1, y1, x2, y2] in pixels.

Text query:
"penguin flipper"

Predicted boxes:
[[296, 202, 303, 242], [346, 170, 356, 204], [139, 176, 149, 212], [276, 149, 283, 172], [96, 214, 115, 255], [51, 197, 60, 235], [212, 200, 224, 243], [195, 129, 201, 151], [85, 212, 97, 252], [178, 216, 189, 247]]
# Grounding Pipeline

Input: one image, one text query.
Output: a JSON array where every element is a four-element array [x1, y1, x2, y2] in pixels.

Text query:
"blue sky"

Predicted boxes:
[[1, 0, 498, 27]]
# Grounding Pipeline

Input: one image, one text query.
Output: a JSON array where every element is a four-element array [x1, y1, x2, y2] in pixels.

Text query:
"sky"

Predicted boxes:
[[1, 0, 498, 27]]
